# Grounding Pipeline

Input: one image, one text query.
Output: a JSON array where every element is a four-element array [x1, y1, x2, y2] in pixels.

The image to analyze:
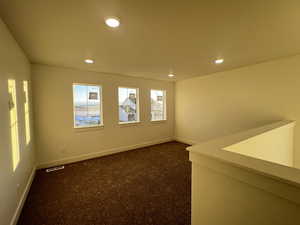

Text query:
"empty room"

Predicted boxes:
[[1, 0, 300, 225]]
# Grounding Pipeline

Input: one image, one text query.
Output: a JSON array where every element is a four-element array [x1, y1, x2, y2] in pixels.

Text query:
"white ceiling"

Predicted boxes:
[[1, 0, 300, 81]]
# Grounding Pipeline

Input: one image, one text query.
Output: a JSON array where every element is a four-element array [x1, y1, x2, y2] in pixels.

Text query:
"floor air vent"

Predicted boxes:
[[46, 165, 65, 173]]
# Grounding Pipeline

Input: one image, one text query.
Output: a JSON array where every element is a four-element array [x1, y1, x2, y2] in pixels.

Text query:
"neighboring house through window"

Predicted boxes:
[[151, 89, 166, 121], [118, 87, 139, 123]]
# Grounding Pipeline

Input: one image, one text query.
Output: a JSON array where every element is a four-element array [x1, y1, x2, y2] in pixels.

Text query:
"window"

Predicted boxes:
[[23, 81, 31, 145], [8, 79, 20, 171], [151, 89, 166, 121], [73, 84, 102, 128], [118, 87, 139, 123]]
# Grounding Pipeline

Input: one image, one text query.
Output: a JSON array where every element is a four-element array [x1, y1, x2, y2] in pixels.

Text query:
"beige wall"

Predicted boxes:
[[224, 122, 294, 167], [175, 54, 300, 167], [0, 19, 35, 225], [32, 64, 174, 167], [191, 155, 300, 225]]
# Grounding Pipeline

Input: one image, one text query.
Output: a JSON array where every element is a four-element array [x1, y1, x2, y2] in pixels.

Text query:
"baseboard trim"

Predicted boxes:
[[37, 137, 174, 169], [174, 136, 198, 146], [10, 166, 36, 225]]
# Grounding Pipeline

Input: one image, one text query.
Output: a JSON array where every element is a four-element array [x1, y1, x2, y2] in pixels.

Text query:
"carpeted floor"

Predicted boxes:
[[18, 141, 191, 225]]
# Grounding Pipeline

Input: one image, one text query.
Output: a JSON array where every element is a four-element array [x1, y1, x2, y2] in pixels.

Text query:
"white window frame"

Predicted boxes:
[[150, 89, 167, 122], [72, 83, 104, 129], [118, 86, 140, 124]]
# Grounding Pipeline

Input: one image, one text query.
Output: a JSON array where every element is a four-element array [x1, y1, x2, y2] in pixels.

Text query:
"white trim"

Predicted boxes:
[[37, 137, 174, 169], [174, 136, 198, 146], [10, 166, 36, 225], [118, 121, 141, 125], [150, 119, 167, 123], [74, 124, 104, 129]]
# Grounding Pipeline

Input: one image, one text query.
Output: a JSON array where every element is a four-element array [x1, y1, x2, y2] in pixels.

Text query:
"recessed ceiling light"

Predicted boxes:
[[168, 73, 175, 78], [84, 59, 94, 64], [105, 18, 120, 28], [215, 59, 224, 64]]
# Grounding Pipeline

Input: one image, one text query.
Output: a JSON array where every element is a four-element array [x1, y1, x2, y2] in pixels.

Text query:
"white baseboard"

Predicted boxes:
[[174, 136, 198, 146], [37, 137, 174, 169], [10, 166, 36, 225]]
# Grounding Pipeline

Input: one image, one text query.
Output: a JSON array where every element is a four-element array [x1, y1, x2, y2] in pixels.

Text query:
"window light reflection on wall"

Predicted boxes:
[[23, 80, 31, 145], [8, 79, 20, 171]]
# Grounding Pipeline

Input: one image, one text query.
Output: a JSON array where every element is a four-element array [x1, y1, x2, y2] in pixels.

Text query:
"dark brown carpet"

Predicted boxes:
[[18, 141, 191, 225]]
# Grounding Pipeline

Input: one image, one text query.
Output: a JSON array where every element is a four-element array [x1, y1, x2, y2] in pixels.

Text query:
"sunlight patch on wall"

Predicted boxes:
[[8, 79, 20, 171], [23, 80, 31, 145]]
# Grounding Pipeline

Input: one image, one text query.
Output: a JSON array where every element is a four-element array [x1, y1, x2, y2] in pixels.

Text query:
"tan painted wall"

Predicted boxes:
[[191, 156, 300, 225], [175, 54, 300, 167], [189, 122, 300, 225], [224, 122, 294, 167], [32, 64, 174, 167], [0, 18, 35, 225]]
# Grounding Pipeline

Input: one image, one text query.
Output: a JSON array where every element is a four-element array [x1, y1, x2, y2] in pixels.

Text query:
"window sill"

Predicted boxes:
[[150, 120, 167, 124], [118, 121, 141, 127], [73, 124, 104, 132]]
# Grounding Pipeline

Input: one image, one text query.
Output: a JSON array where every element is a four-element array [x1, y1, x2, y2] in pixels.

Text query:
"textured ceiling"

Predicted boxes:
[[1, 0, 300, 81]]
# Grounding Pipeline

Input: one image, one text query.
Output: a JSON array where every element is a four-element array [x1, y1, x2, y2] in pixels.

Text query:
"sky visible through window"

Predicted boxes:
[[73, 84, 101, 128], [73, 86, 165, 126]]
